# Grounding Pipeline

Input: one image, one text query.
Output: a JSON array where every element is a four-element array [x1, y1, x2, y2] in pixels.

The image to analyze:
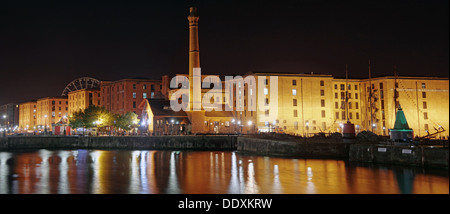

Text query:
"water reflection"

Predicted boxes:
[[0, 150, 448, 194]]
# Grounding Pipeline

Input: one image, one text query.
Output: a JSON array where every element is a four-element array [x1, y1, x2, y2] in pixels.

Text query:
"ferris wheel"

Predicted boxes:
[[61, 77, 100, 96]]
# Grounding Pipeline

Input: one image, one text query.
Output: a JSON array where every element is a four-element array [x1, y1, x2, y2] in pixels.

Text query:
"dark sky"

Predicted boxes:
[[0, 0, 448, 105]]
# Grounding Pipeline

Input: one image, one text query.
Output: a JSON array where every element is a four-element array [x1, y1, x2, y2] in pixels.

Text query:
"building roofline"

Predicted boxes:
[[37, 96, 68, 101]]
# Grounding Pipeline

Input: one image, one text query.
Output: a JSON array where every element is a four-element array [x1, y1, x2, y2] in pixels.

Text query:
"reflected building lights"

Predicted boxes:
[[227, 152, 241, 194], [166, 151, 181, 194], [245, 162, 259, 194], [58, 151, 70, 194], [0, 150, 447, 194], [0, 152, 11, 193]]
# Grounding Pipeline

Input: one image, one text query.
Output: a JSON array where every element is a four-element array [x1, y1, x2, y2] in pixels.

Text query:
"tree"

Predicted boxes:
[[116, 112, 140, 131], [69, 109, 85, 129]]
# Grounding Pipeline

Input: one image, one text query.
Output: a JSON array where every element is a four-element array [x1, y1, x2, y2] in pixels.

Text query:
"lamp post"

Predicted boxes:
[[306, 121, 309, 137], [2, 115, 6, 136], [44, 115, 48, 135]]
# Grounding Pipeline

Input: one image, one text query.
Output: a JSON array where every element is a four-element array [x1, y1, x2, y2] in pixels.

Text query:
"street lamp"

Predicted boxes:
[[306, 121, 310, 137]]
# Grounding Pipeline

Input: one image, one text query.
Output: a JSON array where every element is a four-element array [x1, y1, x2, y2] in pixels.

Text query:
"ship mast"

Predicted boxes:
[[393, 65, 399, 115], [345, 64, 349, 122], [368, 60, 373, 132]]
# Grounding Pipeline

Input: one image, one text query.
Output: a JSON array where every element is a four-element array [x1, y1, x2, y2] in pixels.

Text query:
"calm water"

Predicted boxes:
[[0, 149, 448, 194]]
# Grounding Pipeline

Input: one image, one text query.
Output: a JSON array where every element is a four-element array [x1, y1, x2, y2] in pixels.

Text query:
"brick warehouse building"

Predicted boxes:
[[100, 78, 164, 116]]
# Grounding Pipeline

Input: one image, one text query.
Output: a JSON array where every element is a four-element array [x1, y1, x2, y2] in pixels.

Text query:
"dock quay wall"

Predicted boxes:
[[0, 136, 237, 150]]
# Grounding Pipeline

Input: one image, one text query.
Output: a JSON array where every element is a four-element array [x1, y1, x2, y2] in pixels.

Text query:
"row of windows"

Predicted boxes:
[[292, 80, 326, 86], [334, 101, 359, 109], [132, 92, 155, 99], [335, 84, 358, 90], [335, 111, 360, 120]]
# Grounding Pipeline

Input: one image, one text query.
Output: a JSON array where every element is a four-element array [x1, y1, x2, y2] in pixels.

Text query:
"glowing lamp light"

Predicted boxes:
[[248, 121, 252, 126]]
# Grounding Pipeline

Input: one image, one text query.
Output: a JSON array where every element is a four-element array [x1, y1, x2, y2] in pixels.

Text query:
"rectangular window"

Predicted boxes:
[[320, 89, 325, 96], [133, 101, 136, 108], [151, 84, 155, 90], [423, 102, 427, 109], [334, 84, 337, 89], [335, 102, 338, 109], [342, 111, 346, 120], [143, 93, 147, 99], [356, 112, 359, 119], [322, 122, 326, 130], [293, 110, 298, 117], [294, 121, 298, 130], [293, 99, 297, 106], [321, 110, 326, 118], [354, 85, 358, 90], [424, 124, 429, 131], [151, 92, 155, 98], [355, 93, 358, 99], [292, 89, 297, 96], [422, 92, 426, 98], [340, 84, 345, 90], [355, 102, 359, 109], [320, 80, 324, 86], [265, 98, 269, 105], [335, 112, 339, 119], [133, 92, 136, 98], [143, 84, 147, 90], [264, 88, 268, 95], [349, 112, 352, 119], [379, 83, 383, 89], [321, 99, 325, 107], [335, 93, 338, 99], [265, 110, 269, 117], [422, 83, 426, 89], [348, 102, 352, 109], [423, 112, 428, 120], [341, 92, 345, 100], [292, 80, 297, 86], [133, 84, 136, 89]]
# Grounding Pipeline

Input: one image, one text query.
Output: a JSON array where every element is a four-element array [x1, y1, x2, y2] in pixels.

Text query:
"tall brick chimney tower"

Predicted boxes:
[[186, 6, 204, 134], [188, 7, 200, 110]]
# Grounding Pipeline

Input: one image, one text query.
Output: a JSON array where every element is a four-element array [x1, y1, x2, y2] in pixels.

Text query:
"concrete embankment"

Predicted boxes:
[[349, 144, 449, 168], [0, 135, 237, 150], [236, 136, 350, 159], [237, 137, 448, 168]]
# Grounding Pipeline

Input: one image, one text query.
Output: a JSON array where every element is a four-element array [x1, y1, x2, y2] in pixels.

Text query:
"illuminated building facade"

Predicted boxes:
[[68, 88, 101, 117], [230, 73, 449, 137], [100, 78, 163, 116], [36, 97, 69, 131], [18, 101, 37, 131]]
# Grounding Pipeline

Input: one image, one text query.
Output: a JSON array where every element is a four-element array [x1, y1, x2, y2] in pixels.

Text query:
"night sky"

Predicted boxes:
[[0, 0, 448, 105]]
